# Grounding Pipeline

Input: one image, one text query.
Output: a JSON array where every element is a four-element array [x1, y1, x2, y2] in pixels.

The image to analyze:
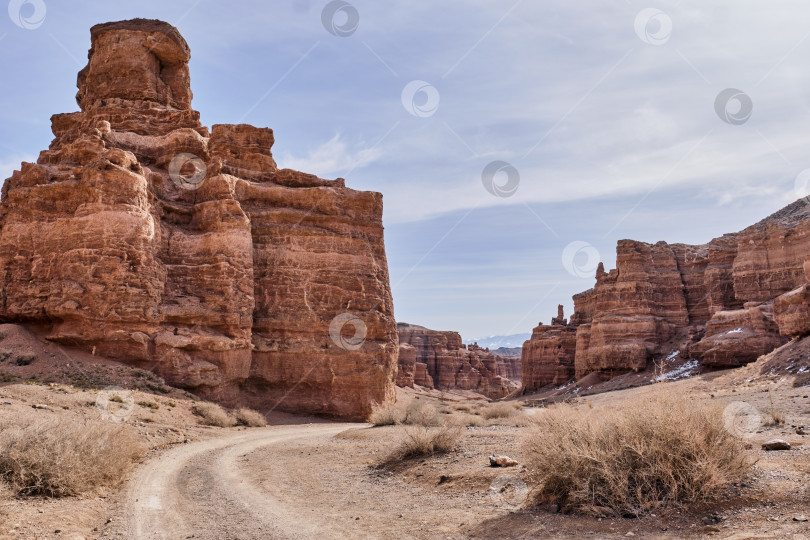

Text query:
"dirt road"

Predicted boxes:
[[102, 424, 359, 540]]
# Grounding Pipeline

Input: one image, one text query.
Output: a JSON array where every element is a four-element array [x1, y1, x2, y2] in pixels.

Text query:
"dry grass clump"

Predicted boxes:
[[137, 400, 159, 410], [481, 401, 521, 420], [0, 419, 144, 497], [447, 412, 485, 427], [368, 401, 405, 426], [764, 388, 786, 426], [234, 408, 267, 427], [764, 410, 786, 426], [524, 392, 752, 517], [192, 402, 237, 427], [382, 425, 461, 465], [403, 400, 441, 427]]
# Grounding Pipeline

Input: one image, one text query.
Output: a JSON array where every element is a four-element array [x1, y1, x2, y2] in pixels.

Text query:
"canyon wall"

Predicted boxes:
[[396, 323, 519, 398], [522, 200, 810, 392], [0, 19, 398, 419]]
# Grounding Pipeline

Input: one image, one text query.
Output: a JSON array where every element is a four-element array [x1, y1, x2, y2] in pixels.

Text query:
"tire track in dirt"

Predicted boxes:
[[103, 424, 356, 540]]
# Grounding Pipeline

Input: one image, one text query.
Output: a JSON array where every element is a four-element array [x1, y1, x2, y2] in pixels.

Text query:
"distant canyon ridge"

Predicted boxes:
[[396, 323, 520, 398], [522, 200, 810, 391]]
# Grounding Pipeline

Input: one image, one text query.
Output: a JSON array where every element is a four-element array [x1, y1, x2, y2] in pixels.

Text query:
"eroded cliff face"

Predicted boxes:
[[396, 323, 519, 398], [522, 200, 810, 392], [0, 19, 397, 419]]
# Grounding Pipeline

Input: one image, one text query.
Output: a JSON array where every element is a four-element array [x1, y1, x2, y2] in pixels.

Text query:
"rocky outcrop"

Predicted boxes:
[[396, 323, 519, 398], [522, 199, 810, 391], [0, 19, 397, 420], [496, 354, 522, 380], [396, 343, 416, 387], [522, 306, 577, 388], [689, 303, 786, 367], [774, 284, 810, 337], [773, 259, 810, 337]]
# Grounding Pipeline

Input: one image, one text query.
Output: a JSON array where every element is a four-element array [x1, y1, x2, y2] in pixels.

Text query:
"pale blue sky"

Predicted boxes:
[[1, 1, 808, 339]]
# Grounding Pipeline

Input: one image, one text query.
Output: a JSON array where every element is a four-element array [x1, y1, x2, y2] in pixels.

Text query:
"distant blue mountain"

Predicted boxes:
[[465, 333, 531, 350]]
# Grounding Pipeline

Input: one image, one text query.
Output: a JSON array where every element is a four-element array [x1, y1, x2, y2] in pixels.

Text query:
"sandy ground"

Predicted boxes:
[[103, 377, 810, 539], [99, 424, 357, 539], [0, 321, 808, 539]]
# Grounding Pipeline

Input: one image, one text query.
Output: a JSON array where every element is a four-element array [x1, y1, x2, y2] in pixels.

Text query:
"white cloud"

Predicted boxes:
[[276, 134, 383, 178]]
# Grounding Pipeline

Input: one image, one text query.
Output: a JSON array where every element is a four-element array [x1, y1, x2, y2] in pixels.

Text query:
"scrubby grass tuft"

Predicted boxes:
[[368, 401, 405, 426], [765, 388, 786, 426], [0, 419, 144, 497], [480, 402, 521, 420], [382, 425, 461, 465], [234, 408, 267, 427], [524, 391, 752, 516], [137, 400, 159, 410], [446, 412, 485, 427], [15, 353, 36, 366], [403, 400, 441, 427], [192, 402, 237, 427]]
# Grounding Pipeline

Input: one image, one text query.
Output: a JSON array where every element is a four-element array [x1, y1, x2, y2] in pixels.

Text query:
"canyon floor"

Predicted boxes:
[[0, 328, 808, 539]]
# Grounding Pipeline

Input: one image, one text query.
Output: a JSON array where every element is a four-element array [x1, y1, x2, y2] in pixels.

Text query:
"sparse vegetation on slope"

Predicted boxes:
[[524, 391, 752, 516], [234, 408, 268, 427], [191, 402, 267, 428], [192, 402, 237, 427], [0, 418, 144, 497]]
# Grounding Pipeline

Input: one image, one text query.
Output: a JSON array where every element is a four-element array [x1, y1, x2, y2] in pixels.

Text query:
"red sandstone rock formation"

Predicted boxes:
[[690, 303, 786, 367], [522, 306, 577, 389], [396, 343, 416, 387], [396, 323, 518, 398], [0, 19, 397, 419], [496, 354, 522, 380], [773, 255, 810, 337], [774, 284, 810, 337], [522, 200, 810, 392]]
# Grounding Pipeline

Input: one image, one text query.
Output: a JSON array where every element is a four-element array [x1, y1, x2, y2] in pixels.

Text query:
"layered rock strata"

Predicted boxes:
[[0, 19, 397, 419], [496, 354, 522, 380], [522, 200, 810, 391], [396, 323, 519, 397]]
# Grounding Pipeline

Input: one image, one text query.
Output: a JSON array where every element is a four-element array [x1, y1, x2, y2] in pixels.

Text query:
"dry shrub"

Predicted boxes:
[[763, 407, 786, 427], [234, 408, 267, 427], [403, 400, 441, 427], [765, 389, 786, 426], [192, 402, 236, 427], [765, 410, 786, 426], [453, 404, 472, 413], [0, 419, 144, 497], [524, 392, 752, 516], [383, 425, 461, 464], [368, 401, 405, 426], [481, 402, 520, 420], [447, 412, 485, 428], [137, 400, 159, 410]]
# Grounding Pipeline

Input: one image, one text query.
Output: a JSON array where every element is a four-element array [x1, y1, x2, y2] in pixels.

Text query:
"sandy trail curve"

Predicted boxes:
[[107, 424, 358, 540]]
